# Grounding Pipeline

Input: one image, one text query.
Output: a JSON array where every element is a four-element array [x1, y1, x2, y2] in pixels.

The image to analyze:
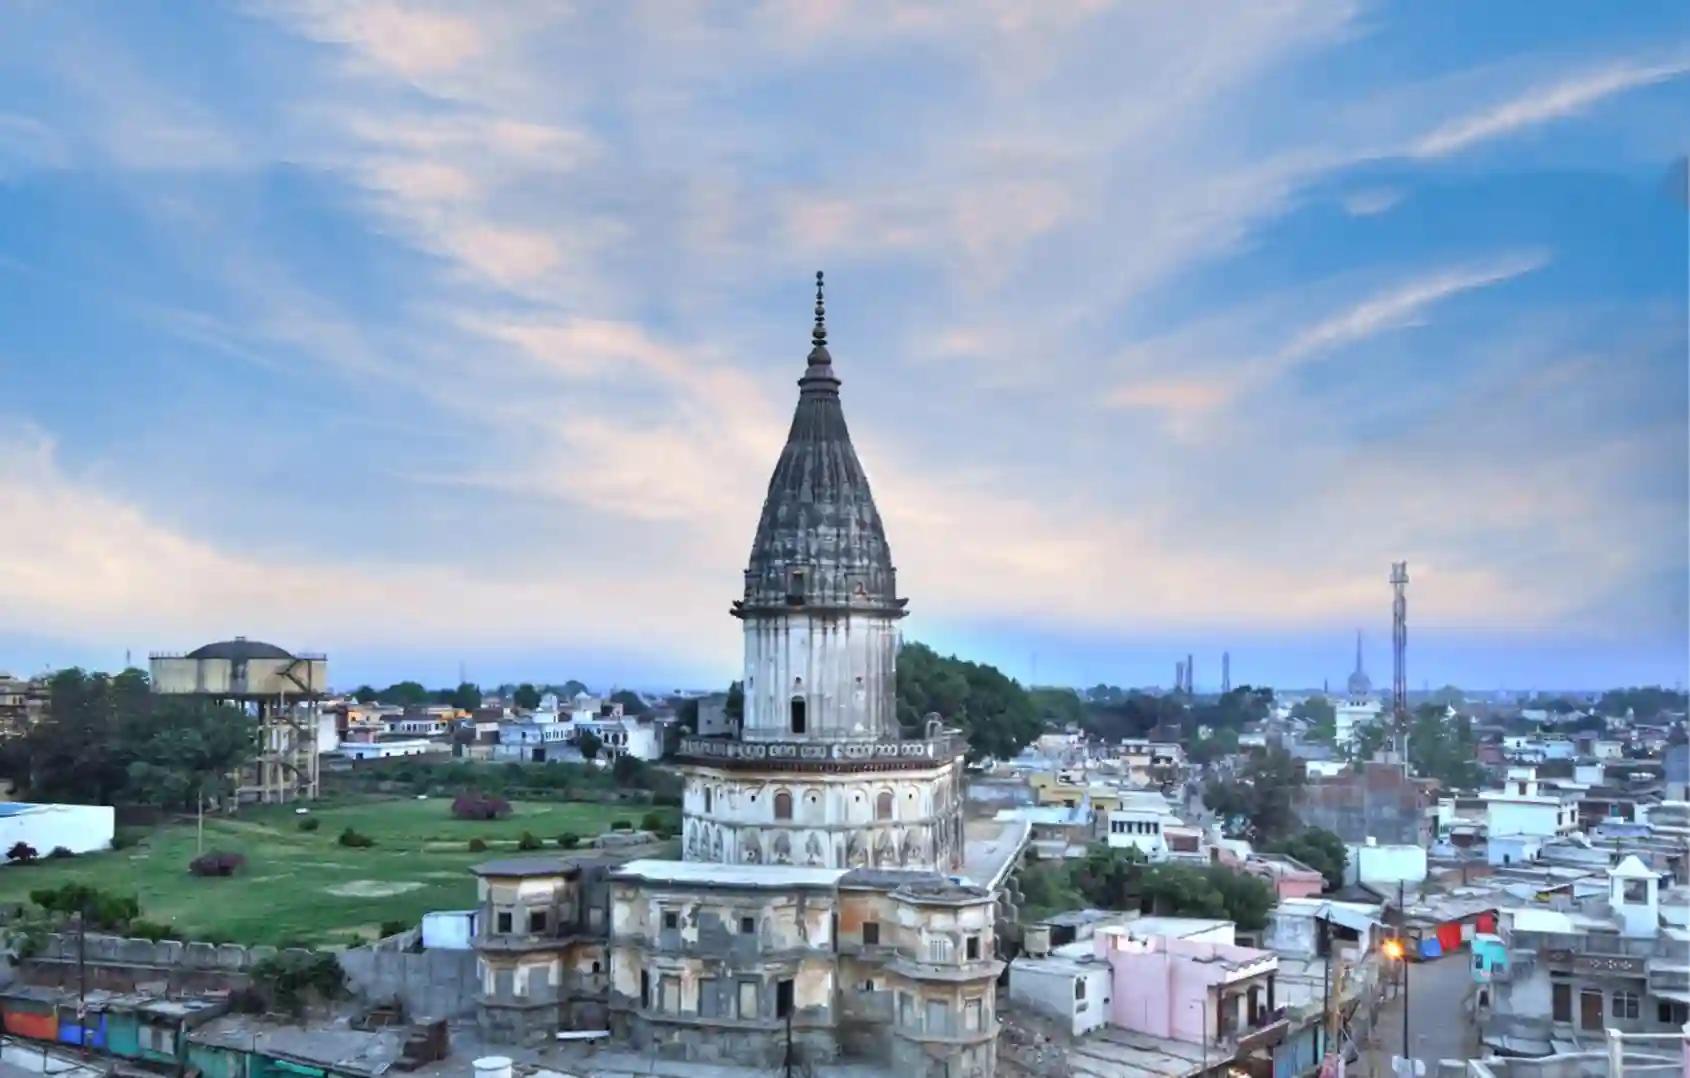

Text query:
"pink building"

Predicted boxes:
[[1246, 852, 1326, 900], [1093, 926, 1285, 1050]]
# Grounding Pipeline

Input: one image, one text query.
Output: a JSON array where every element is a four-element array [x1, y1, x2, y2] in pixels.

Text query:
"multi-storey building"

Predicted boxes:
[[1478, 856, 1690, 1055]]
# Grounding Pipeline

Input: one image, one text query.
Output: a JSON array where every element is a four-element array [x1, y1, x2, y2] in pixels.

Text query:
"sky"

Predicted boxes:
[[0, 1, 1686, 694]]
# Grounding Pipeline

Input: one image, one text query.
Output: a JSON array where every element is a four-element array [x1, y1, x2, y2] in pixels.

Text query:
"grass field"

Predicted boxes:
[[0, 797, 677, 946]]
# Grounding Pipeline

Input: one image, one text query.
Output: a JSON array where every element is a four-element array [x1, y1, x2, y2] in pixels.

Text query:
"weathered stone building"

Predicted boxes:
[[472, 277, 1009, 1074]]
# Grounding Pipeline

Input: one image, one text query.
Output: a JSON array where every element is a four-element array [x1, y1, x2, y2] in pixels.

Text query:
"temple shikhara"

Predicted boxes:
[[472, 275, 1017, 1075]]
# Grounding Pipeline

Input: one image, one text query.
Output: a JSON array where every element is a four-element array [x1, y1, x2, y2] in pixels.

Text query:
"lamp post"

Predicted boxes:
[[1381, 936, 1410, 1074]]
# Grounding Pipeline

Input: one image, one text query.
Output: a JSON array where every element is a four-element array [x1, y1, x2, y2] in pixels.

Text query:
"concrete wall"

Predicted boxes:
[[24, 932, 475, 1020], [338, 939, 477, 1021], [741, 612, 901, 742], [1346, 843, 1427, 887]]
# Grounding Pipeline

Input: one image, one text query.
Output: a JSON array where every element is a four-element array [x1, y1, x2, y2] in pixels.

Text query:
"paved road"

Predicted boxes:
[[1362, 953, 1479, 1075]]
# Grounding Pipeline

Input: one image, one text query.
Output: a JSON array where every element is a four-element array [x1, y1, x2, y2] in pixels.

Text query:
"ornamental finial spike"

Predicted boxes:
[[812, 270, 826, 347]]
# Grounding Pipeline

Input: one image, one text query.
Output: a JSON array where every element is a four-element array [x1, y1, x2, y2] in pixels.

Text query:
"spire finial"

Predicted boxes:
[[812, 270, 827, 347]]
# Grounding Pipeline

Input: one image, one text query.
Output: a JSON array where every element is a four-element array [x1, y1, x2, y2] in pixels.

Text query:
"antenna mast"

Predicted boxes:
[[1391, 561, 1409, 764]]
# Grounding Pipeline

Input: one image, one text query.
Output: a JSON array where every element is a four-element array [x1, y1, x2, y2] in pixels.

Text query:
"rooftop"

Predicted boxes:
[[610, 859, 847, 890]]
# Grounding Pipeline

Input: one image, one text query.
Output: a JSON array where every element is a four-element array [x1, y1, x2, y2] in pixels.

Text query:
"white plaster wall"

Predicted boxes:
[[741, 612, 900, 741], [0, 804, 113, 856], [681, 761, 964, 870]]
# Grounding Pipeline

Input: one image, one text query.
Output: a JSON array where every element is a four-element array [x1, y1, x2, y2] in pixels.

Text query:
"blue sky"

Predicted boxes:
[[0, 2, 1686, 693]]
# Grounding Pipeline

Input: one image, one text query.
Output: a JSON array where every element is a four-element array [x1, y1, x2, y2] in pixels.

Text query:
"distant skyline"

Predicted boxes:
[[1, 4, 1686, 692]]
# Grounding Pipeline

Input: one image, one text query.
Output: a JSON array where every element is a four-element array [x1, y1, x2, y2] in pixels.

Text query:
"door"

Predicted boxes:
[[1580, 988, 1603, 1029]]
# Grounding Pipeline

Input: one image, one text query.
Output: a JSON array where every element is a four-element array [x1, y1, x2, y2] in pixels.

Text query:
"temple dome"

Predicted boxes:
[[738, 272, 903, 617]]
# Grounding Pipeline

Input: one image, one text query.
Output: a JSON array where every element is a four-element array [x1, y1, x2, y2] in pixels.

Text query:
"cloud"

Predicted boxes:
[[1342, 187, 1402, 216], [1107, 252, 1550, 426], [273, 2, 487, 79], [1411, 58, 1690, 158]]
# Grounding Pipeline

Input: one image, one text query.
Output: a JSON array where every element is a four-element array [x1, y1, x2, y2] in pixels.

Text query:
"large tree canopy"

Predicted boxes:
[[896, 643, 1040, 762], [12, 668, 257, 809]]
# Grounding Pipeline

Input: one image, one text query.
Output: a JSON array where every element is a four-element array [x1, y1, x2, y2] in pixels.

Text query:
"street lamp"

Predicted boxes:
[[1380, 937, 1410, 1072]]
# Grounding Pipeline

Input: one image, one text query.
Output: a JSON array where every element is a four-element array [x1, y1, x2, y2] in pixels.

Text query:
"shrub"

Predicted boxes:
[[378, 919, 411, 939], [337, 828, 375, 848], [298, 817, 321, 833], [517, 831, 542, 851], [6, 842, 38, 864], [251, 951, 345, 1017], [640, 811, 666, 832], [29, 884, 139, 931], [610, 819, 632, 831], [189, 850, 247, 878], [556, 833, 579, 849], [47, 846, 75, 860], [110, 833, 135, 851], [129, 919, 171, 941], [451, 792, 512, 821], [467, 838, 488, 852]]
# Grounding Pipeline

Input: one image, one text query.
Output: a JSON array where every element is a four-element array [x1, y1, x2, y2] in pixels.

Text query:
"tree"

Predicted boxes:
[[1070, 843, 1146, 908], [513, 683, 542, 711], [724, 681, 744, 724], [896, 643, 1040, 762], [549, 679, 589, 699], [578, 730, 603, 761], [1292, 696, 1336, 742], [449, 682, 483, 710], [1407, 705, 1484, 789], [1140, 863, 1275, 930], [1029, 688, 1086, 731], [610, 690, 649, 716], [378, 681, 430, 707], [1266, 827, 1348, 891], [352, 685, 379, 703], [613, 753, 645, 785], [1203, 746, 1304, 841], [119, 697, 258, 811], [1082, 692, 1185, 742], [1346, 721, 1390, 764], [1188, 726, 1239, 765]]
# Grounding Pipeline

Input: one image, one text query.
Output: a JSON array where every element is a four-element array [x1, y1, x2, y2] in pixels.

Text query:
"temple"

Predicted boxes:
[[473, 275, 1012, 1076]]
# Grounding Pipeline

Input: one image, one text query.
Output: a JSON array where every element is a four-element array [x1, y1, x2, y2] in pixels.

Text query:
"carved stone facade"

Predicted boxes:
[[681, 759, 966, 871]]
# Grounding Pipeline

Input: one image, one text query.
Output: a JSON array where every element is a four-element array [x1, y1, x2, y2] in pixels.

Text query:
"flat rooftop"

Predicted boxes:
[[610, 859, 846, 889], [962, 815, 1029, 890]]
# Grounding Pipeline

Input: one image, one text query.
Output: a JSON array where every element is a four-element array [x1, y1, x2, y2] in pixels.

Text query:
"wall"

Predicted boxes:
[[741, 612, 900, 741], [0, 804, 114, 856], [24, 932, 476, 1020], [1346, 844, 1427, 887]]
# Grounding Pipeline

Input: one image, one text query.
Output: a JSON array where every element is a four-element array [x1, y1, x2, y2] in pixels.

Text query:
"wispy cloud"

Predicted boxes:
[[1411, 58, 1690, 158]]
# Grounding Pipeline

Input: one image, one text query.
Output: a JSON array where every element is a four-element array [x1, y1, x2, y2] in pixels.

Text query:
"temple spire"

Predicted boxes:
[[800, 269, 838, 393], [812, 270, 827, 347]]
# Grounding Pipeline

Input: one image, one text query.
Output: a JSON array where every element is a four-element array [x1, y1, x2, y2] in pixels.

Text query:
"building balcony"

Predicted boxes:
[[675, 734, 967, 771]]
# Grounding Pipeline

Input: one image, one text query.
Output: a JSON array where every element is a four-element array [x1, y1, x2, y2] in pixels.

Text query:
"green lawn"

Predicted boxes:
[[0, 797, 676, 946]]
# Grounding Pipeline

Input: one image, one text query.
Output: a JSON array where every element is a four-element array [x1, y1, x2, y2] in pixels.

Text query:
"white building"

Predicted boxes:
[[342, 739, 438, 760], [1484, 770, 1580, 842], [1104, 791, 1181, 861], [0, 802, 114, 857], [1007, 954, 1111, 1036], [1333, 631, 1382, 748]]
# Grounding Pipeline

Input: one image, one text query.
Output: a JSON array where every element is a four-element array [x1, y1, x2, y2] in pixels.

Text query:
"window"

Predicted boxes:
[[528, 909, 547, 934], [965, 935, 980, 960], [790, 697, 806, 733], [740, 915, 756, 935], [774, 790, 792, 820], [1612, 991, 1639, 1019], [661, 976, 680, 1013], [699, 977, 719, 1017], [591, 960, 601, 974], [662, 910, 679, 931], [1622, 880, 1648, 903], [862, 921, 880, 945], [776, 978, 794, 1019], [876, 791, 894, 821], [1075, 978, 1086, 1001], [1660, 1000, 1690, 1024], [495, 911, 513, 934], [704, 787, 713, 812], [965, 998, 983, 1032], [641, 970, 651, 1008], [738, 980, 759, 1019]]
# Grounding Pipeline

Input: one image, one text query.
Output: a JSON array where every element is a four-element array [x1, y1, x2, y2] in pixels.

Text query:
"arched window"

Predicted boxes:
[[774, 791, 792, 820], [790, 697, 807, 734], [704, 787, 714, 813], [876, 791, 894, 821]]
